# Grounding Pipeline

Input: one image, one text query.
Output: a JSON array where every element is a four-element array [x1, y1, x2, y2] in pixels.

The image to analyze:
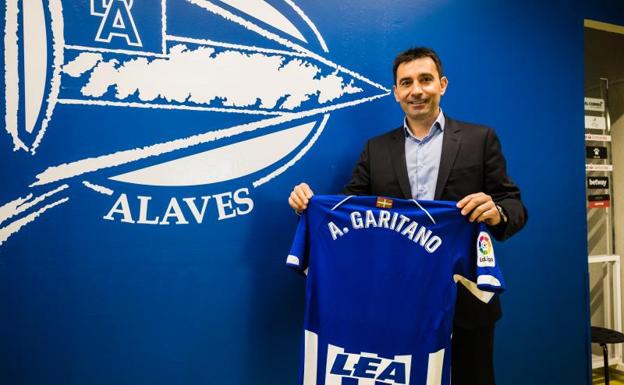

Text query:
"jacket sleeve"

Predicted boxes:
[[342, 140, 372, 196], [483, 128, 528, 241]]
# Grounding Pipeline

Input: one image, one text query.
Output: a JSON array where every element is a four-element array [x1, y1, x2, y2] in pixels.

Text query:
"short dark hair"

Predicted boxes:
[[393, 47, 444, 84]]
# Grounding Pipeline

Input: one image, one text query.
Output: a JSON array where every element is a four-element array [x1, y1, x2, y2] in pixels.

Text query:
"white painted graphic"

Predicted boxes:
[[30, 108, 346, 188], [23, 2, 48, 134], [221, 0, 307, 43], [82, 181, 115, 196], [4, 0, 64, 152], [91, 0, 142, 47], [1, 0, 389, 246], [66, 46, 361, 109], [110, 121, 317, 186], [0, 184, 69, 246]]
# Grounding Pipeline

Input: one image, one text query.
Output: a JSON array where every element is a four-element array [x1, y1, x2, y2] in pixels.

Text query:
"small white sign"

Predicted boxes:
[[585, 116, 607, 130], [586, 164, 613, 172], [585, 134, 611, 142], [584, 97, 605, 112]]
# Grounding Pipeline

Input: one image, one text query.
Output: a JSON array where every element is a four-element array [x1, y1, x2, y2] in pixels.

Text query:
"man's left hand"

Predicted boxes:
[[456, 192, 501, 226]]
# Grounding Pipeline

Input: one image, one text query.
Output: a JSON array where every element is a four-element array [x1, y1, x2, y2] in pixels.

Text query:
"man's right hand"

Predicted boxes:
[[288, 183, 314, 213]]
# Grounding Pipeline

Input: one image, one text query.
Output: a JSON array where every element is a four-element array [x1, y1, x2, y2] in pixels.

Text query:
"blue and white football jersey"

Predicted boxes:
[[287, 195, 505, 385]]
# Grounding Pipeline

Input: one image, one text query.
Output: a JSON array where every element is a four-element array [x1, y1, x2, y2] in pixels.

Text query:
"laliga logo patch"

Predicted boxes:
[[326, 344, 411, 385], [0, 0, 388, 246], [477, 232, 495, 267]]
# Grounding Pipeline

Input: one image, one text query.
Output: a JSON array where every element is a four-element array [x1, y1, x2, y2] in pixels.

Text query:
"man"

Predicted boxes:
[[288, 47, 527, 385]]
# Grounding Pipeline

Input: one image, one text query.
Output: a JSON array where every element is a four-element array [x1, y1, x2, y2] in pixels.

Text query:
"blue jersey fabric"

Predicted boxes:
[[287, 195, 505, 385]]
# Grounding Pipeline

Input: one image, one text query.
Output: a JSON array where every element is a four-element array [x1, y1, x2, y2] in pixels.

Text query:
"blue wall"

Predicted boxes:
[[1, 1, 623, 384]]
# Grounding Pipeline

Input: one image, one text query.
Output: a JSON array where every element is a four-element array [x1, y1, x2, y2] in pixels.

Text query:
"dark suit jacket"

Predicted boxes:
[[342, 116, 528, 327]]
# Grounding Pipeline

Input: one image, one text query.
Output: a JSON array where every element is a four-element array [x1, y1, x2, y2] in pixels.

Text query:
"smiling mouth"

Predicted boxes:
[[408, 99, 428, 106]]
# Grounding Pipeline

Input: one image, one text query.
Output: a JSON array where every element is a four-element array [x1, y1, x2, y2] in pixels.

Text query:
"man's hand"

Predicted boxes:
[[456, 192, 501, 226], [288, 183, 315, 213]]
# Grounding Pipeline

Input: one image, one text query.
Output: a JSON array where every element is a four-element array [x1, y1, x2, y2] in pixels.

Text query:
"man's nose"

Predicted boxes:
[[409, 82, 423, 96]]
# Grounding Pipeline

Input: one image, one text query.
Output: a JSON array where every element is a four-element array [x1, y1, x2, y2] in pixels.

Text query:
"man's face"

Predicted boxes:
[[393, 57, 448, 124]]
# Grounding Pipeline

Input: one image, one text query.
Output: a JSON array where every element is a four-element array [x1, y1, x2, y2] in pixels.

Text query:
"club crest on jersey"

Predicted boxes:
[[477, 232, 495, 267], [326, 344, 412, 385]]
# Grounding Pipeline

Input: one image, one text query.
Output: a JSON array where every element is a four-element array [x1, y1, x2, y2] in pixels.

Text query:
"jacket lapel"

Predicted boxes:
[[389, 128, 412, 199], [434, 117, 462, 200]]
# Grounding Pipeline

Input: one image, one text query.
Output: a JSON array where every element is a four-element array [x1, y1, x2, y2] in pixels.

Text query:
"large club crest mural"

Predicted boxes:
[[2, 0, 387, 240]]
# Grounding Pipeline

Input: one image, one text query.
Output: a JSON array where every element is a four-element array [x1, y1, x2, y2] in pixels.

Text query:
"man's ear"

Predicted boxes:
[[440, 76, 448, 95], [393, 85, 400, 102]]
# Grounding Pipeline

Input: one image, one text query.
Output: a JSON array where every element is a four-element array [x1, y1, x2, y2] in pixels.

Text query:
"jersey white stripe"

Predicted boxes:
[[411, 199, 436, 224], [286, 254, 300, 266], [303, 330, 318, 385], [331, 195, 353, 211], [453, 274, 495, 304], [425, 348, 445, 385], [477, 275, 501, 287]]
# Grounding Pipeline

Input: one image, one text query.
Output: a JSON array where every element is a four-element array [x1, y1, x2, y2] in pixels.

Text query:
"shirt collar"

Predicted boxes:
[[403, 109, 445, 140]]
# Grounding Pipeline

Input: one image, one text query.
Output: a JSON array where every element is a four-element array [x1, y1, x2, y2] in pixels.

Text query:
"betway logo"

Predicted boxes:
[[588, 177, 609, 189]]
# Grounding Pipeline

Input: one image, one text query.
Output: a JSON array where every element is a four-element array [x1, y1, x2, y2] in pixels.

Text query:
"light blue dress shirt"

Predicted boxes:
[[404, 111, 445, 200]]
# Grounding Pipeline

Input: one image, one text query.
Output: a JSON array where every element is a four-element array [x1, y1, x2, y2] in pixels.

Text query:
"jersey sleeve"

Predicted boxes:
[[474, 224, 506, 293], [286, 210, 310, 274]]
